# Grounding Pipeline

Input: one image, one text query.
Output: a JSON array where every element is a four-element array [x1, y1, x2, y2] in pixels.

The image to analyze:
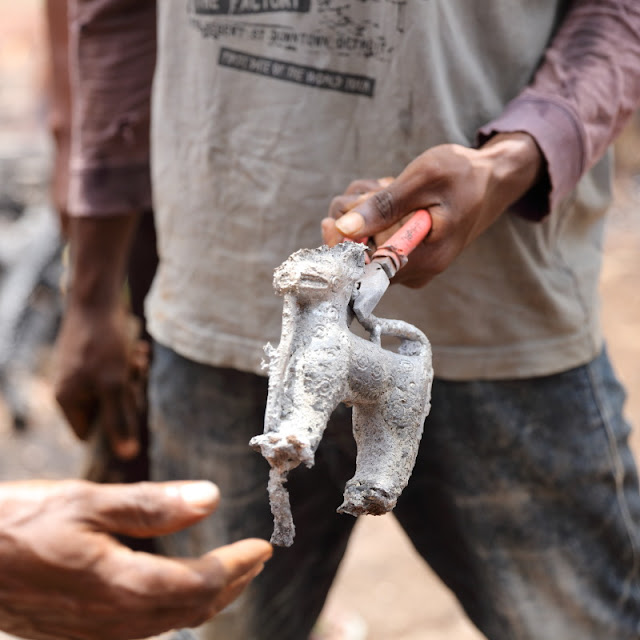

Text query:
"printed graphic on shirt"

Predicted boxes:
[[188, 0, 406, 96], [219, 47, 374, 96], [192, 0, 311, 15]]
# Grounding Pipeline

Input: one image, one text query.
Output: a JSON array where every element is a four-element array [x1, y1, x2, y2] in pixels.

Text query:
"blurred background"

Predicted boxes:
[[0, 3, 639, 639]]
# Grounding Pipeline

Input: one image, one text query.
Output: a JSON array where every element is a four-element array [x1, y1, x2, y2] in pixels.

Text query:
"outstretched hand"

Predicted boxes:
[[0, 480, 272, 640], [322, 133, 543, 288]]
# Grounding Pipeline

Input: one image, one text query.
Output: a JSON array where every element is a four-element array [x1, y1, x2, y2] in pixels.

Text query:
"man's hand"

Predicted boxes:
[[54, 215, 143, 460], [54, 302, 145, 460], [0, 480, 272, 640], [322, 133, 543, 288]]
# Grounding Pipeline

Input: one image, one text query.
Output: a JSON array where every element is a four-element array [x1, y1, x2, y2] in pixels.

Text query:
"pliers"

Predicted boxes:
[[350, 209, 432, 323]]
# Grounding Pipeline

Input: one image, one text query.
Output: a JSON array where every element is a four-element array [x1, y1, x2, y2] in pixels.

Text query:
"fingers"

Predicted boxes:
[[335, 186, 402, 238], [91, 538, 272, 636], [182, 539, 274, 619], [55, 380, 97, 441], [343, 178, 384, 195], [328, 177, 395, 222], [330, 177, 399, 240], [97, 337, 150, 460], [321, 217, 344, 247], [110, 540, 271, 619], [98, 383, 140, 460], [57, 379, 141, 460], [327, 190, 373, 222], [129, 339, 150, 380], [0, 480, 270, 640], [342, 177, 394, 195], [325, 178, 396, 249], [376, 176, 395, 189], [84, 481, 221, 537], [205, 539, 273, 585]]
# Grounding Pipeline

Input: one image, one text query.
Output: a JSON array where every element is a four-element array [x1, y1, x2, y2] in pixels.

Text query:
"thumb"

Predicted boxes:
[[206, 539, 273, 583], [172, 539, 273, 621], [86, 481, 220, 538], [335, 187, 404, 238]]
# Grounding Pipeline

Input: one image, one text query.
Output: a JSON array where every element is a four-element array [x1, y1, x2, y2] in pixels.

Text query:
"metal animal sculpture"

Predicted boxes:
[[250, 242, 433, 546]]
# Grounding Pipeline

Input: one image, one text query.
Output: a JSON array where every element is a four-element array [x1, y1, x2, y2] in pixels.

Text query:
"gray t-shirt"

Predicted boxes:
[[147, 0, 611, 380]]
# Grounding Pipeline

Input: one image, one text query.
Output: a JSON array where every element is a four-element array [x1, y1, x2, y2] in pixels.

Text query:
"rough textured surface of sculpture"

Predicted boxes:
[[250, 242, 433, 547]]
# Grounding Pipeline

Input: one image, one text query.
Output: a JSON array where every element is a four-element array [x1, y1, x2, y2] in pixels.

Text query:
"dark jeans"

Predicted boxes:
[[149, 343, 640, 640]]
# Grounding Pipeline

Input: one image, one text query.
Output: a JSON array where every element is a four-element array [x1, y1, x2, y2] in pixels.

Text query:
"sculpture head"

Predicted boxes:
[[273, 242, 366, 303]]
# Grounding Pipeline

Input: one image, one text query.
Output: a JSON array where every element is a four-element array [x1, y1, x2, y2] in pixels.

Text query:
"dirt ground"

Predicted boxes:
[[1, 4, 639, 640]]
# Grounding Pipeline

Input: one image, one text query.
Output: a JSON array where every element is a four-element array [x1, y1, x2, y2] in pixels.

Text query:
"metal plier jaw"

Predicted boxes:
[[349, 209, 432, 324]]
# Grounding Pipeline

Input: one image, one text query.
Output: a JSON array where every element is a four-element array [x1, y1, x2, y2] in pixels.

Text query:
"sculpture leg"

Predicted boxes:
[[339, 398, 426, 516]]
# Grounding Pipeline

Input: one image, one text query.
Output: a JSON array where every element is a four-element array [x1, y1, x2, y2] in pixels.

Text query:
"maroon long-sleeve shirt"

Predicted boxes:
[[66, 0, 156, 217]]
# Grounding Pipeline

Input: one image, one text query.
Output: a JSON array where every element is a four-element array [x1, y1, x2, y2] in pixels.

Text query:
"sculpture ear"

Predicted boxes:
[[345, 240, 367, 268], [273, 266, 294, 293]]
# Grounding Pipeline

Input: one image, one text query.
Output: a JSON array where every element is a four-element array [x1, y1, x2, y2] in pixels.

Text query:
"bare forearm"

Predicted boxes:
[[67, 215, 140, 310], [56, 214, 142, 453], [479, 132, 543, 214]]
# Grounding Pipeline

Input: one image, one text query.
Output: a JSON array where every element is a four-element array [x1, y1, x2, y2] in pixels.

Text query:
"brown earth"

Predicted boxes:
[[1, 4, 639, 640]]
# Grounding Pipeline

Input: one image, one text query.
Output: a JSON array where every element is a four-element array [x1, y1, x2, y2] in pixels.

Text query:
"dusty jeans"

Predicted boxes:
[[149, 342, 640, 640]]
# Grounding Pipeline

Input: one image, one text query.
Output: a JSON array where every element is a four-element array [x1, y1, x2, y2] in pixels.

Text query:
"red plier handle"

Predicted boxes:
[[370, 209, 432, 278]]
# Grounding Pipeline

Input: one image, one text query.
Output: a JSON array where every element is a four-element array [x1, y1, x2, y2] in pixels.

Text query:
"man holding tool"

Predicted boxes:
[[55, 0, 640, 638]]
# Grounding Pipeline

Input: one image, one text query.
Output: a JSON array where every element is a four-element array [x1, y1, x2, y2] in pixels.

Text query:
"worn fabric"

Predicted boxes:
[[150, 342, 640, 639], [63, 1, 640, 378], [67, 0, 156, 216], [479, 0, 640, 217], [146, 0, 640, 380], [149, 342, 358, 640]]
